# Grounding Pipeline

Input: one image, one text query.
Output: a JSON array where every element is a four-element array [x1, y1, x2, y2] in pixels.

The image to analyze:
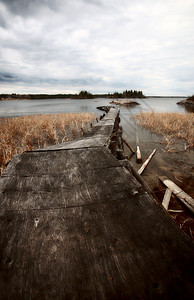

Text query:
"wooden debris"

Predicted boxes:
[[189, 227, 193, 239], [159, 176, 194, 214], [168, 210, 184, 213], [180, 218, 191, 229], [162, 188, 172, 210], [138, 149, 156, 175], [121, 137, 135, 154], [136, 143, 142, 163]]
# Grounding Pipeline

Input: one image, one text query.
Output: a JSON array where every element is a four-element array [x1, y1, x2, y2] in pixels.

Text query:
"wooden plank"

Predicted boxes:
[[159, 176, 194, 214], [37, 134, 110, 150], [0, 193, 194, 299], [0, 164, 141, 211], [138, 149, 156, 175], [102, 107, 119, 120], [162, 188, 172, 210], [2, 147, 120, 177], [83, 125, 114, 138]]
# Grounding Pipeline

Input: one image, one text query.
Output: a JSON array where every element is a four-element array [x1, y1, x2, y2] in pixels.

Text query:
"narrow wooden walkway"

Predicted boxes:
[[0, 108, 193, 299]]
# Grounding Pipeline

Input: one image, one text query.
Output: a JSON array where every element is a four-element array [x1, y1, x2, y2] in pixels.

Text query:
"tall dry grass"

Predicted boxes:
[[0, 113, 95, 175], [132, 112, 194, 148]]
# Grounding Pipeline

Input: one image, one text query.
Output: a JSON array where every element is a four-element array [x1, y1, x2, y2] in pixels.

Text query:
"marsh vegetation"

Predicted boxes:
[[0, 112, 95, 175], [132, 112, 194, 148]]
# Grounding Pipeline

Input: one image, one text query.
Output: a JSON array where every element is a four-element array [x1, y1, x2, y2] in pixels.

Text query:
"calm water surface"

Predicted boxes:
[[0, 97, 189, 118]]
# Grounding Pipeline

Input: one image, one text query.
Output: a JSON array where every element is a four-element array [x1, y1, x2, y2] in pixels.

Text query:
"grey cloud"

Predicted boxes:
[[82, 0, 103, 6], [0, 14, 7, 28], [0, 72, 19, 82], [0, 0, 194, 95], [0, 0, 59, 16], [0, 68, 105, 88], [0, 0, 35, 15]]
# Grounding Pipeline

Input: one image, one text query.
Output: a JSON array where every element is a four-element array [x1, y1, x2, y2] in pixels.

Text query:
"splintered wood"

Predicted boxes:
[[162, 188, 172, 210], [138, 149, 156, 175], [159, 176, 194, 214]]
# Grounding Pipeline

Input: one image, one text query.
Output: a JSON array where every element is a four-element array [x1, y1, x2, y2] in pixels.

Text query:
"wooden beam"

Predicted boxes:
[[159, 176, 194, 214], [121, 137, 135, 154], [138, 149, 156, 175], [162, 188, 172, 210]]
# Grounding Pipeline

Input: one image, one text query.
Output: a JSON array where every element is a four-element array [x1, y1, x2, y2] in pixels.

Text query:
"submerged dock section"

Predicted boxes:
[[0, 107, 194, 299]]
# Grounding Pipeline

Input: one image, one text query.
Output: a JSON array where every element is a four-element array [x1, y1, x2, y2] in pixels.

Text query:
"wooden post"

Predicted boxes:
[[121, 137, 135, 154], [162, 188, 172, 210], [136, 143, 142, 163], [159, 176, 194, 214], [138, 149, 156, 175], [136, 132, 142, 163]]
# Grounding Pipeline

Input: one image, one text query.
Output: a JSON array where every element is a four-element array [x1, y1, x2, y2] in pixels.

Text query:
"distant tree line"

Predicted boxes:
[[0, 90, 146, 100], [109, 90, 145, 98]]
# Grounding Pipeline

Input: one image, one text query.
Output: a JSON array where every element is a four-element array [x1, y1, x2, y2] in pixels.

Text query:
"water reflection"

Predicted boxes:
[[80, 106, 89, 112]]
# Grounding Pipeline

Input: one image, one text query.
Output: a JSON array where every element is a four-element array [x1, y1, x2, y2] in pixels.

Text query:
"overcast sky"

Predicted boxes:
[[0, 0, 194, 96]]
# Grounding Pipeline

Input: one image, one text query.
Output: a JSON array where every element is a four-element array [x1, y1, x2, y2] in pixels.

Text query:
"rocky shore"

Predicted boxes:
[[110, 99, 140, 106], [177, 95, 194, 107]]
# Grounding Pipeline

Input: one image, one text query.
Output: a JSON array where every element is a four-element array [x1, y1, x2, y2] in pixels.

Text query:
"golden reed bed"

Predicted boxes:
[[0, 113, 95, 175], [132, 112, 194, 148]]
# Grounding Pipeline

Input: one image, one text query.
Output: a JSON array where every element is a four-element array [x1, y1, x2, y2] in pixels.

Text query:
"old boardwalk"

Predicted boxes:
[[0, 108, 193, 299]]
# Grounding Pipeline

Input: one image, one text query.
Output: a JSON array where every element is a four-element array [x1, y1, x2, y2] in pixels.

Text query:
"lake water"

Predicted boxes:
[[0, 97, 190, 119]]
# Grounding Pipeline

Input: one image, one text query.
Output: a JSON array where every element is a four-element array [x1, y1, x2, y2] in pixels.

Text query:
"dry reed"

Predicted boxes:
[[0, 113, 95, 175], [132, 112, 194, 148]]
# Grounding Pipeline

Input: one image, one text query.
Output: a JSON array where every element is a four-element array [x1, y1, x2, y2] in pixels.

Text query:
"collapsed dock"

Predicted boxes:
[[0, 107, 193, 299]]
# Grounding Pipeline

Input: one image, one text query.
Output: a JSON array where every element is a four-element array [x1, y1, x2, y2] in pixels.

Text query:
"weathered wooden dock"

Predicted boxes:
[[0, 108, 194, 299]]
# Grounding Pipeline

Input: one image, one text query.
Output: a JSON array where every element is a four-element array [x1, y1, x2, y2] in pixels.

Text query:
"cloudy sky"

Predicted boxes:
[[0, 0, 194, 96]]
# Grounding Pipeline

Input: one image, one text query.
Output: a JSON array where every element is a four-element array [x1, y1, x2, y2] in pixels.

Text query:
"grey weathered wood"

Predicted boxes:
[[138, 149, 156, 175], [159, 176, 194, 214], [162, 188, 172, 210], [0, 108, 194, 300]]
